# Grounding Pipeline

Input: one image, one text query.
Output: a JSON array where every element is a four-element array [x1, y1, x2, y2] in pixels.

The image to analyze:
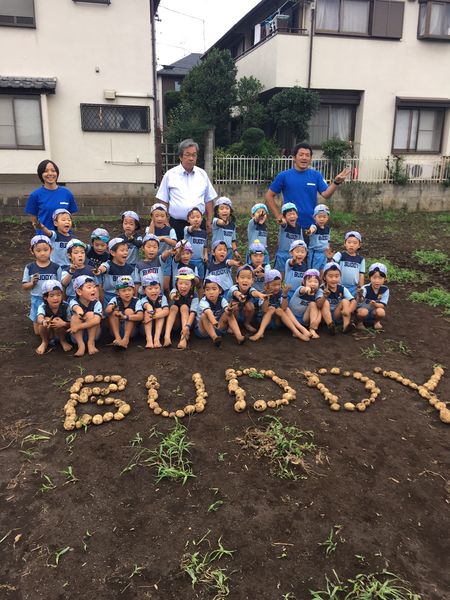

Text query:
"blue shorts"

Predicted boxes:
[[307, 250, 327, 272], [29, 295, 43, 322], [274, 251, 290, 273], [293, 312, 307, 325], [345, 284, 358, 297], [103, 291, 116, 307], [162, 256, 172, 277], [190, 257, 205, 280]]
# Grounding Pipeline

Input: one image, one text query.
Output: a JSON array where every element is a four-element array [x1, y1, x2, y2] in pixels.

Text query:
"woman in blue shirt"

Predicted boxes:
[[25, 160, 78, 233]]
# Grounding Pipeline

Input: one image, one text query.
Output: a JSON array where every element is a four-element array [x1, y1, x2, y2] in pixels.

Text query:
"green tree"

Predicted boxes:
[[228, 127, 279, 157], [267, 86, 320, 142], [321, 138, 352, 177], [236, 76, 266, 130], [165, 101, 208, 150], [164, 90, 182, 122]]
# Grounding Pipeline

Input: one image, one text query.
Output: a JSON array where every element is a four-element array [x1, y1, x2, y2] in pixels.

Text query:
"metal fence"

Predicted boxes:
[[213, 155, 450, 185]]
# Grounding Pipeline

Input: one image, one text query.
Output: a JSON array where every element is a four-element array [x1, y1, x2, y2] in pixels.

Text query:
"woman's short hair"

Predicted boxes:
[[178, 139, 199, 157], [37, 160, 59, 183]]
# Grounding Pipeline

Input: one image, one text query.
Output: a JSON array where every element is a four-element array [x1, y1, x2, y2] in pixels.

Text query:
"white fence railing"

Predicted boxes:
[[213, 155, 450, 185]]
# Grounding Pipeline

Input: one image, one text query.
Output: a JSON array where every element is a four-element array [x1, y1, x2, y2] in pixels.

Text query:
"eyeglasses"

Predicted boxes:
[[182, 152, 197, 158]]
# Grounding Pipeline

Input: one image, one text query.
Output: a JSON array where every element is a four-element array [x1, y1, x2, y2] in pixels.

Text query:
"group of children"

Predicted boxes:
[[23, 199, 389, 355]]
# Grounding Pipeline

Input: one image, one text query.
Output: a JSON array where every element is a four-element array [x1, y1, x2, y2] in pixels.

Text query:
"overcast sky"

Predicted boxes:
[[155, 0, 261, 68]]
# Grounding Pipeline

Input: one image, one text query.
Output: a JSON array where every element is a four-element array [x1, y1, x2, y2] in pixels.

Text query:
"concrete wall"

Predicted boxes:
[[2, 182, 450, 218], [0, 0, 156, 184], [234, 2, 450, 159]]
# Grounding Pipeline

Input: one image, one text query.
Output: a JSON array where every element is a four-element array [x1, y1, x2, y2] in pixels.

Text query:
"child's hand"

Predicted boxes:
[[254, 210, 267, 224], [92, 267, 101, 276], [281, 283, 291, 294], [303, 286, 312, 295], [172, 292, 180, 301], [233, 250, 242, 261], [369, 299, 377, 307], [42, 317, 51, 328], [322, 287, 331, 298], [50, 317, 66, 329], [31, 273, 39, 287]]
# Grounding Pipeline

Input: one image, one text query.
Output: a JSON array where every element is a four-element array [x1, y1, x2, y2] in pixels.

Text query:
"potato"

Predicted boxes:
[[267, 400, 277, 408], [434, 366, 444, 376], [108, 383, 118, 392], [104, 376, 111, 382], [104, 397, 115, 405], [265, 370, 275, 377], [92, 414, 103, 425], [434, 401, 446, 411], [96, 399, 104, 406], [360, 376, 369, 383], [302, 370, 313, 377], [330, 403, 340, 411], [173, 410, 184, 418], [259, 369, 266, 375], [365, 381, 376, 391], [81, 387, 93, 397], [100, 388, 109, 396], [307, 376, 320, 387], [92, 387, 101, 396], [344, 402, 356, 411], [195, 403, 205, 413], [235, 370, 243, 376], [242, 368, 250, 375], [439, 408, 450, 424], [110, 375, 121, 382], [153, 407, 163, 415], [373, 367, 382, 374], [114, 412, 125, 421], [84, 375, 95, 383], [184, 405, 196, 415], [78, 394, 89, 404], [428, 397, 438, 407], [95, 375, 104, 382], [114, 399, 124, 408], [279, 398, 289, 406], [318, 368, 327, 375], [234, 400, 246, 413], [192, 372, 202, 380], [356, 402, 366, 412], [63, 419, 76, 431], [418, 387, 430, 399], [253, 400, 267, 412], [148, 401, 159, 410], [330, 367, 340, 375], [119, 403, 131, 415], [117, 384, 126, 392], [69, 394, 79, 401], [103, 412, 114, 422], [352, 372, 362, 380]]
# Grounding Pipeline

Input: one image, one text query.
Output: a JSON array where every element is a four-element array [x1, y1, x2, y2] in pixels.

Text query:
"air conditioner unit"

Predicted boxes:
[[407, 163, 434, 179]]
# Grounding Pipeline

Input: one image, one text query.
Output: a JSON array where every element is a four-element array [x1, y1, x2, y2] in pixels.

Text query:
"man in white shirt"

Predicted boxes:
[[156, 139, 217, 240]]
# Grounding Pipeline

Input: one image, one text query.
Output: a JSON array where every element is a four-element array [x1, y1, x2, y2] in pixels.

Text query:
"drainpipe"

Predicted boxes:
[[150, 0, 162, 184], [307, 2, 315, 89]]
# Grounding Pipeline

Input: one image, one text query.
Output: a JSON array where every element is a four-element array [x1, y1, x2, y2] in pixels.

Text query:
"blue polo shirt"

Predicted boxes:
[[269, 168, 328, 228], [25, 186, 78, 232]]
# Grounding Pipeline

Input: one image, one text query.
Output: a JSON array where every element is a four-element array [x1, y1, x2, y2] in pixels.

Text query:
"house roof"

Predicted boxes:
[[158, 53, 202, 77], [0, 75, 57, 94]]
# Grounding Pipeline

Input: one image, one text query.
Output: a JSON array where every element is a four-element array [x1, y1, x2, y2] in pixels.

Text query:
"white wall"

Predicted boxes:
[[235, 2, 450, 158], [0, 0, 156, 184]]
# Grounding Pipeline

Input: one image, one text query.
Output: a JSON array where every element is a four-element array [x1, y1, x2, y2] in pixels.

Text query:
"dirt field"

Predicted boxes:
[[0, 212, 449, 600]]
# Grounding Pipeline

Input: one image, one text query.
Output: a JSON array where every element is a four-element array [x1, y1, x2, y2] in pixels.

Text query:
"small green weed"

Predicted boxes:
[[208, 500, 224, 513], [384, 339, 412, 356], [319, 525, 343, 557], [360, 344, 382, 359], [60, 466, 79, 484], [82, 530, 93, 552], [310, 569, 420, 599], [48, 546, 72, 568], [217, 452, 227, 462], [409, 287, 450, 316], [129, 564, 144, 578], [181, 531, 234, 599], [39, 474, 56, 493], [22, 432, 52, 445], [236, 416, 317, 481], [412, 249, 449, 270]]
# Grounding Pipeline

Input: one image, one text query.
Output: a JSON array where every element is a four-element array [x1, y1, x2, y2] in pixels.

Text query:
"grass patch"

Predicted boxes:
[[181, 531, 234, 599], [409, 287, 450, 316], [236, 416, 317, 481], [366, 257, 427, 284], [319, 525, 344, 557], [332, 211, 356, 227], [360, 344, 382, 359], [412, 249, 449, 270], [310, 569, 420, 599], [431, 213, 450, 223]]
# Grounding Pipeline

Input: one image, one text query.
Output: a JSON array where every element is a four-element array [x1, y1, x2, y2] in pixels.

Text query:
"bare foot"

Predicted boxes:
[[88, 344, 99, 355], [293, 331, 310, 342], [177, 337, 187, 349], [327, 322, 336, 336], [249, 333, 263, 342], [61, 341, 72, 352], [243, 322, 257, 334], [309, 329, 320, 339], [74, 344, 86, 357], [36, 342, 48, 355], [145, 339, 154, 348], [356, 321, 365, 330], [112, 338, 122, 346], [373, 321, 383, 330], [212, 336, 222, 347], [237, 335, 246, 345], [153, 340, 162, 348], [163, 338, 172, 347]]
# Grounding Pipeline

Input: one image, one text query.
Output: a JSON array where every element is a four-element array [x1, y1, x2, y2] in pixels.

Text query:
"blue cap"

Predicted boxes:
[[302, 269, 321, 284], [91, 227, 110, 242], [368, 262, 387, 277], [121, 210, 140, 229], [42, 279, 63, 294], [212, 240, 227, 251], [30, 234, 52, 248], [264, 269, 282, 283], [323, 262, 341, 274], [141, 275, 160, 288], [251, 203, 268, 215], [249, 239, 266, 254], [108, 237, 127, 252], [66, 238, 87, 253], [204, 274, 223, 290], [52, 208, 71, 220], [73, 275, 95, 290], [215, 197, 232, 207], [150, 203, 167, 213], [345, 231, 362, 242], [281, 202, 298, 214], [313, 204, 330, 216], [289, 239, 307, 252], [142, 233, 160, 245]]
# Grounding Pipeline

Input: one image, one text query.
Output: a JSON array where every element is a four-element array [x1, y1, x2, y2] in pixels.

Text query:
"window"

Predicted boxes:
[[316, 0, 404, 38], [80, 104, 150, 133], [393, 108, 444, 152], [0, 0, 35, 28], [174, 81, 181, 92], [0, 96, 44, 148], [419, 0, 450, 39], [309, 105, 354, 147]]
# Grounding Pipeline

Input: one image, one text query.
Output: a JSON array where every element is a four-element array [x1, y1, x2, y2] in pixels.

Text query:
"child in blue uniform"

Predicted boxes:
[[171, 241, 201, 291], [39, 209, 74, 266], [95, 238, 137, 304], [284, 240, 308, 295], [146, 203, 177, 291], [69, 275, 103, 356], [316, 263, 354, 335], [195, 275, 245, 346], [212, 197, 241, 261], [228, 264, 267, 334], [184, 206, 208, 279], [87, 228, 110, 269], [288, 269, 322, 338], [164, 267, 199, 349], [249, 269, 310, 342], [356, 262, 389, 330], [248, 240, 271, 293], [22, 235, 62, 334], [135, 233, 172, 296], [306, 204, 331, 273], [205, 240, 241, 296], [274, 203, 304, 273], [105, 275, 143, 349], [247, 203, 269, 261], [61, 239, 98, 301], [140, 275, 169, 349], [119, 210, 142, 266], [35, 280, 71, 354], [332, 231, 365, 308]]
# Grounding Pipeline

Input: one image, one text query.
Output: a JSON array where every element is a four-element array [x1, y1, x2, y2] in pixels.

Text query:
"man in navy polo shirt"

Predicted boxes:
[[265, 143, 349, 230]]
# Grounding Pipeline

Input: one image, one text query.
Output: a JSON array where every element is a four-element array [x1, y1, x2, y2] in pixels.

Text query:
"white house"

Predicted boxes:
[[0, 0, 160, 191], [211, 0, 450, 169]]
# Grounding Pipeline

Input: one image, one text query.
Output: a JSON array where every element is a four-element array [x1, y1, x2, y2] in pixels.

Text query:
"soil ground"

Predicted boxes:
[[0, 211, 449, 600]]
